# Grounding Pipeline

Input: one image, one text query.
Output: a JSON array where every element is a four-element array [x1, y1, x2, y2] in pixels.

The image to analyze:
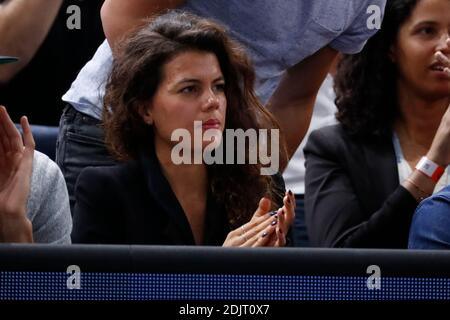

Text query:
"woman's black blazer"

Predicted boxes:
[[71, 150, 229, 245], [304, 124, 418, 248]]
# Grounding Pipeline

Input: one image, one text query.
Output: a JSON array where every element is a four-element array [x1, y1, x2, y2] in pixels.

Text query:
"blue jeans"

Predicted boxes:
[[56, 105, 116, 214], [408, 185, 450, 249], [292, 194, 310, 247]]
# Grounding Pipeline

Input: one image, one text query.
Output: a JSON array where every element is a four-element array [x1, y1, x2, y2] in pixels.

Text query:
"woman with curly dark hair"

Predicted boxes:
[[304, 0, 450, 248], [71, 11, 294, 246]]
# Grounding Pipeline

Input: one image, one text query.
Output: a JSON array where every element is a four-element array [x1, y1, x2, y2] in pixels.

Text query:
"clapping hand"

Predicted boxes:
[[223, 191, 295, 247], [0, 106, 35, 242]]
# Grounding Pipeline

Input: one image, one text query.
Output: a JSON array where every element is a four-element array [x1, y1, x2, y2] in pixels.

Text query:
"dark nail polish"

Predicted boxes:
[[281, 209, 285, 215], [261, 231, 268, 238], [288, 190, 293, 196], [271, 220, 277, 226], [269, 211, 277, 216]]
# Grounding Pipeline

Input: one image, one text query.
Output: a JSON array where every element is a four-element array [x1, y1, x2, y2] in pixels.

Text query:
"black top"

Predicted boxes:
[[0, 0, 105, 125], [304, 124, 418, 248], [72, 148, 231, 245]]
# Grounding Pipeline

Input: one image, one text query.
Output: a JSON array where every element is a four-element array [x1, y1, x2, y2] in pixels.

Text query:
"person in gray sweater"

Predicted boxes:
[[0, 104, 71, 243], [27, 150, 72, 244]]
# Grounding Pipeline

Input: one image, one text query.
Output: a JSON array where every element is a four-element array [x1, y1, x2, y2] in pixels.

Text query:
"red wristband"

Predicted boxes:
[[415, 157, 445, 182]]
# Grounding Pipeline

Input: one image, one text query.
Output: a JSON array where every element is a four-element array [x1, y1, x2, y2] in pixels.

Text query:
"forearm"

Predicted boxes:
[[402, 170, 437, 202], [101, 0, 185, 51], [402, 140, 449, 202], [267, 46, 338, 165], [0, 0, 63, 84], [268, 95, 316, 166]]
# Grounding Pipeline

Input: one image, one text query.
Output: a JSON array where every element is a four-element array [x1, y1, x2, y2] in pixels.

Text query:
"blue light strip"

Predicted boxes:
[[1, 272, 449, 300]]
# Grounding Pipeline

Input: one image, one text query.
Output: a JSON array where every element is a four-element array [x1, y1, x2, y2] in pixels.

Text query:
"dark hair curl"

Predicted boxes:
[[334, 0, 420, 139]]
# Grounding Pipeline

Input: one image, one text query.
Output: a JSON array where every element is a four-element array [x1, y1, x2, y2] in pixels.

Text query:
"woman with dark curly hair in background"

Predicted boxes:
[[71, 11, 295, 246], [304, 0, 450, 248]]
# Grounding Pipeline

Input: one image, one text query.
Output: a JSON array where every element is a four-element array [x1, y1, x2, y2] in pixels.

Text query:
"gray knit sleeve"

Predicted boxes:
[[27, 152, 72, 244]]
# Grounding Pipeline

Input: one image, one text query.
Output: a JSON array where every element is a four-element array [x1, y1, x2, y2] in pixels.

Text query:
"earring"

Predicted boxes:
[[145, 114, 153, 125]]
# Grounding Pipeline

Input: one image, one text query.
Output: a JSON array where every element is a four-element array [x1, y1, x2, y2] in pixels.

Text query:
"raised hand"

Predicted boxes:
[[0, 106, 35, 242], [435, 40, 450, 77], [427, 102, 450, 167], [426, 44, 450, 167]]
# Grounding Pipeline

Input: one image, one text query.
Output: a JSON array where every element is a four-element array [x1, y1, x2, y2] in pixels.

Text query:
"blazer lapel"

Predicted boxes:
[[139, 149, 196, 245], [203, 191, 229, 245], [361, 135, 400, 213]]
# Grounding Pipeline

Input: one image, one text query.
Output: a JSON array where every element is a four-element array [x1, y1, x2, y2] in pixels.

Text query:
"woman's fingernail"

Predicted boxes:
[[269, 211, 277, 216], [262, 231, 268, 238], [281, 209, 285, 215], [271, 220, 277, 226], [288, 190, 293, 196]]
